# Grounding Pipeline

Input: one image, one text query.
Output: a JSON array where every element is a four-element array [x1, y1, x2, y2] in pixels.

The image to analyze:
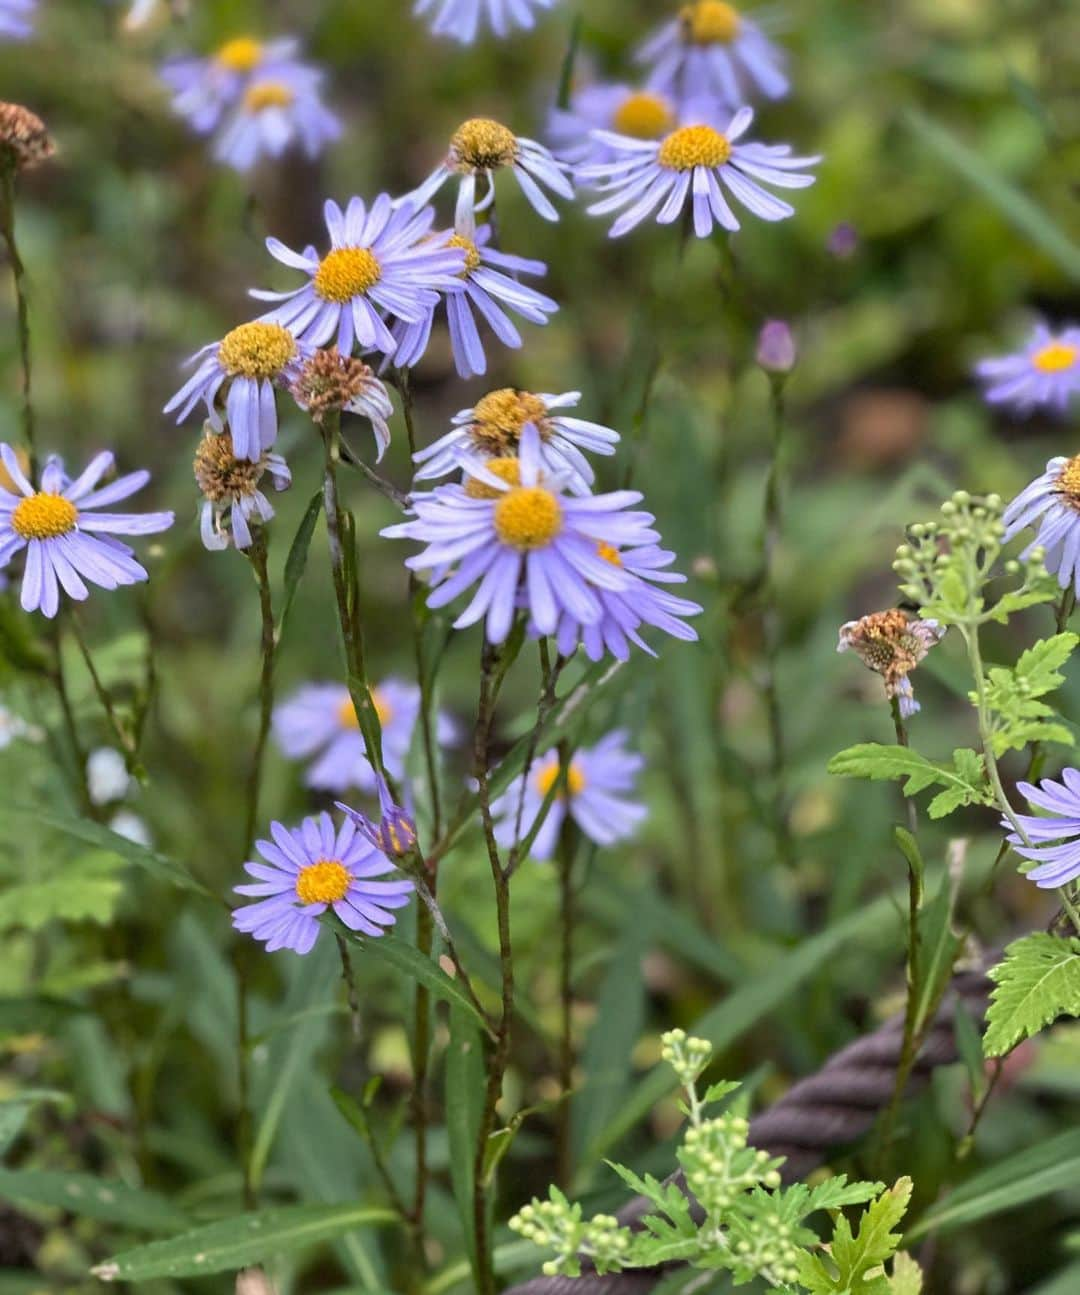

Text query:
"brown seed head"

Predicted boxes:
[[292, 347, 378, 423], [0, 102, 54, 171]]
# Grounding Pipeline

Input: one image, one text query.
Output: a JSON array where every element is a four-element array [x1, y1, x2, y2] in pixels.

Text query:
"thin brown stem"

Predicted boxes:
[[242, 533, 276, 856], [555, 810, 577, 1188], [68, 610, 144, 779]]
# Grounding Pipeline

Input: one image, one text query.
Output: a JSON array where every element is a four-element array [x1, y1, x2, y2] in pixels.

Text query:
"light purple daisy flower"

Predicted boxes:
[[406, 117, 574, 228], [384, 423, 657, 644], [337, 774, 418, 860], [492, 729, 646, 859], [1004, 770, 1080, 890], [232, 811, 414, 955], [975, 325, 1080, 415], [390, 225, 557, 379], [0, 445, 174, 618], [160, 35, 301, 134], [273, 677, 455, 794], [548, 83, 677, 166], [252, 197, 466, 357], [415, 0, 558, 43], [213, 66, 341, 172], [413, 387, 619, 496], [164, 322, 307, 462], [1003, 455, 1080, 593], [0, 0, 34, 39], [193, 429, 291, 552], [636, 1, 787, 109], [582, 106, 819, 239]]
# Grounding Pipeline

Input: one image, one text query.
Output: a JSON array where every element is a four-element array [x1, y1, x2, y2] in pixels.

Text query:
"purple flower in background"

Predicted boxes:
[[384, 424, 656, 644], [164, 322, 306, 461], [213, 67, 341, 172], [0, 0, 34, 39], [636, 1, 787, 109], [492, 730, 646, 859], [0, 445, 173, 618], [1003, 455, 1080, 593], [413, 387, 619, 496], [975, 325, 1080, 415], [756, 319, 796, 374], [827, 221, 858, 259], [161, 35, 301, 134], [337, 775, 418, 860], [193, 429, 291, 552], [273, 677, 455, 793], [1005, 770, 1080, 889], [391, 226, 557, 378], [406, 117, 573, 227], [232, 811, 414, 954], [582, 107, 819, 239], [548, 83, 677, 166], [253, 197, 466, 356], [415, 0, 559, 43]]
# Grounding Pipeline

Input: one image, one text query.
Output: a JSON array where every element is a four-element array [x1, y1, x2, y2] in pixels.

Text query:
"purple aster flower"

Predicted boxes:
[[160, 35, 301, 134], [1004, 770, 1080, 889], [975, 324, 1080, 415], [406, 117, 574, 227], [413, 387, 618, 496], [337, 774, 418, 860], [390, 225, 557, 378], [415, 0, 558, 43], [582, 106, 819, 239], [213, 67, 341, 172], [164, 322, 306, 462], [492, 729, 646, 859], [252, 196, 466, 357], [636, 1, 788, 110], [232, 811, 414, 954], [0, 445, 174, 618], [548, 83, 677, 166], [384, 424, 657, 644], [193, 429, 291, 552], [273, 677, 455, 794], [0, 0, 34, 39], [1003, 455, 1080, 592]]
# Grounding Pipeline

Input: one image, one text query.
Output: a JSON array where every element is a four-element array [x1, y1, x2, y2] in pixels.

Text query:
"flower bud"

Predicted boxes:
[[755, 320, 796, 375]]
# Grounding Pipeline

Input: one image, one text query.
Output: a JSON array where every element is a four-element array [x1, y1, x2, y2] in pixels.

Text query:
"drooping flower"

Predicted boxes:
[[213, 67, 341, 172], [1004, 770, 1080, 889], [253, 197, 466, 356], [415, 0, 558, 43], [193, 429, 290, 552], [548, 83, 677, 166], [0, 102, 53, 170], [756, 319, 796, 374], [0, 445, 174, 618], [337, 774, 418, 860], [836, 609, 944, 718], [291, 348, 395, 460], [406, 117, 573, 228], [1003, 455, 1080, 592], [412, 387, 619, 495], [390, 226, 557, 379], [582, 107, 818, 239], [160, 35, 301, 134], [233, 811, 414, 954], [164, 322, 306, 461], [0, 0, 34, 40], [975, 325, 1080, 415], [636, 1, 788, 109], [384, 424, 657, 644], [273, 677, 455, 794], [492, 730, 646, 859]]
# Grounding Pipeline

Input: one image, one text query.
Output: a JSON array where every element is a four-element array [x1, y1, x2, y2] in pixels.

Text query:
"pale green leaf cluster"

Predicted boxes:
[[827, 743, 992, 819], [983, 933, 1080, 1058], [979, 632, 1078, 756]]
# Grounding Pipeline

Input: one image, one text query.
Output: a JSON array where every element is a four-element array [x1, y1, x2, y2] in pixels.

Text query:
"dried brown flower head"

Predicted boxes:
[[837, 608, 945, 718], [291, 347, 378, 423], [0, 103, 54, 172]]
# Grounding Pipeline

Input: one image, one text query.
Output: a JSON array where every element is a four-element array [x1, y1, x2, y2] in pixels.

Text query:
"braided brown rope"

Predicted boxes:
[[505, 959, 992, 1295]]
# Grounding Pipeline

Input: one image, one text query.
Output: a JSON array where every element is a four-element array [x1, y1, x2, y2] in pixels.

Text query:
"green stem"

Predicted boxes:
[[0, 161, 36, 475], [761, 374, 792, 867], [242, 532, 276, 856], [67, 610, 144, 779], [48, 622, 93, 817], [555, 809, 577, 1189]]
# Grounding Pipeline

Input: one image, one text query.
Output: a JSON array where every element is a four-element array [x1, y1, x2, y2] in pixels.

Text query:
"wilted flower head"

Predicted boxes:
[[756, 319, 796, 374], [837, 609, 944, 718], [415, 0, 558, 43], [975, 324, 1080, 415], [193, 428, 290, 552], [0, 102, 53, 170], [337, 775, 418, 860], [0, 0, 34, 40], [291, 348, 394, 460], [1005, 770, 1080, 890]]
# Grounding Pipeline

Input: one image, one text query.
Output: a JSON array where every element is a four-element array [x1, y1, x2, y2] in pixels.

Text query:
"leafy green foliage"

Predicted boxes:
[[980, 633, 1078, 756], [983, 934, 1080, 1058], [0, 851, 125, 931], [827, 743, 993, 818], [794, 1177, 913, 1293]]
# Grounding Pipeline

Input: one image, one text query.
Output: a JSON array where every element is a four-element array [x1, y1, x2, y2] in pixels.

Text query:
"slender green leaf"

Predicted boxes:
[[339, 926, 487, 1029], [0, 1168, 188, 1233], [278, 490, 323, 634]]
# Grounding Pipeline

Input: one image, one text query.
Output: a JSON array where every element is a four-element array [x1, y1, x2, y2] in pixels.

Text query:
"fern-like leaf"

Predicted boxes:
[[983, 934, 1080, 1058]]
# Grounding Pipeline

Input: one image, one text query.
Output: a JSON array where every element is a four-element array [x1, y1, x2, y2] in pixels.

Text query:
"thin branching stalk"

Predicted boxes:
[[48, 622, 93, 816], [68, 607, 144, 781]]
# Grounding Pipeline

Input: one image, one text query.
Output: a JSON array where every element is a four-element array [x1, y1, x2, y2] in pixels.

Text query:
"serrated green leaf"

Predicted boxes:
[[983, 934, 1080, 1058], [0, 856, 124, 931], [829, 744, 990, 817], [889, 1250, 924, 1293], [798, 1178, 913, 1292], [0, 1168, 189, 1233]]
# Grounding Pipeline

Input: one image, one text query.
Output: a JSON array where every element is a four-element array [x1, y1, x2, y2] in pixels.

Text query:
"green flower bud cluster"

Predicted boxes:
[[509, 1190, 631, 1277], [660, 1028, 712, 1088], [681, 1113, 783, 1217]]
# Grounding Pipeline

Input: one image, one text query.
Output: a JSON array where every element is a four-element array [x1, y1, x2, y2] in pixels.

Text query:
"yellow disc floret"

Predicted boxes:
[[612, 92, 675, 140], [658, 124, 732, 171], [679, 1, 741, 45], [1032, 341, 1079, 374], [337, 688, 393, 730], [465, 457, 522, 500], [243, 81, 295, 113], [217, 322, 297, 379], [295, 859, 351, 905], [216, 37, 264, 72], [450, 117, 518, 172], [11, 493, 78, 540], [535, 758, 585, 799], [494, 486, 562, 550], [1056, 455, 1080, 505], [447, 233, 482, 276], [470, 388, 551, 452], [314, 247, 383, 302]]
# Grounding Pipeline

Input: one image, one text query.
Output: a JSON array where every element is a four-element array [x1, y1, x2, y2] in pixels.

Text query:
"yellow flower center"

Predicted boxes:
[[336, 689, 393, 731], [658, 124, 732, 171], [1032, 341, 1079, 374], [679, 1, 741, 44], [1056, 455, 1080, 505], [217, 322, 296, 379], [295, 858, 351, 905], [450, 117, 518, 172], [494, 486, 562, 550], [535, 758, 586, 799], [243, 81, 295, 113], [612, 92, 675, 140], [11, 492, 78, 540], [216, 37, 264, 73], [597, 541, 623, 566], [448, 233, 482, 276], [470, 388, 551, 453], [464, 457, 521, 500], [314, 247, 383, 302]]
